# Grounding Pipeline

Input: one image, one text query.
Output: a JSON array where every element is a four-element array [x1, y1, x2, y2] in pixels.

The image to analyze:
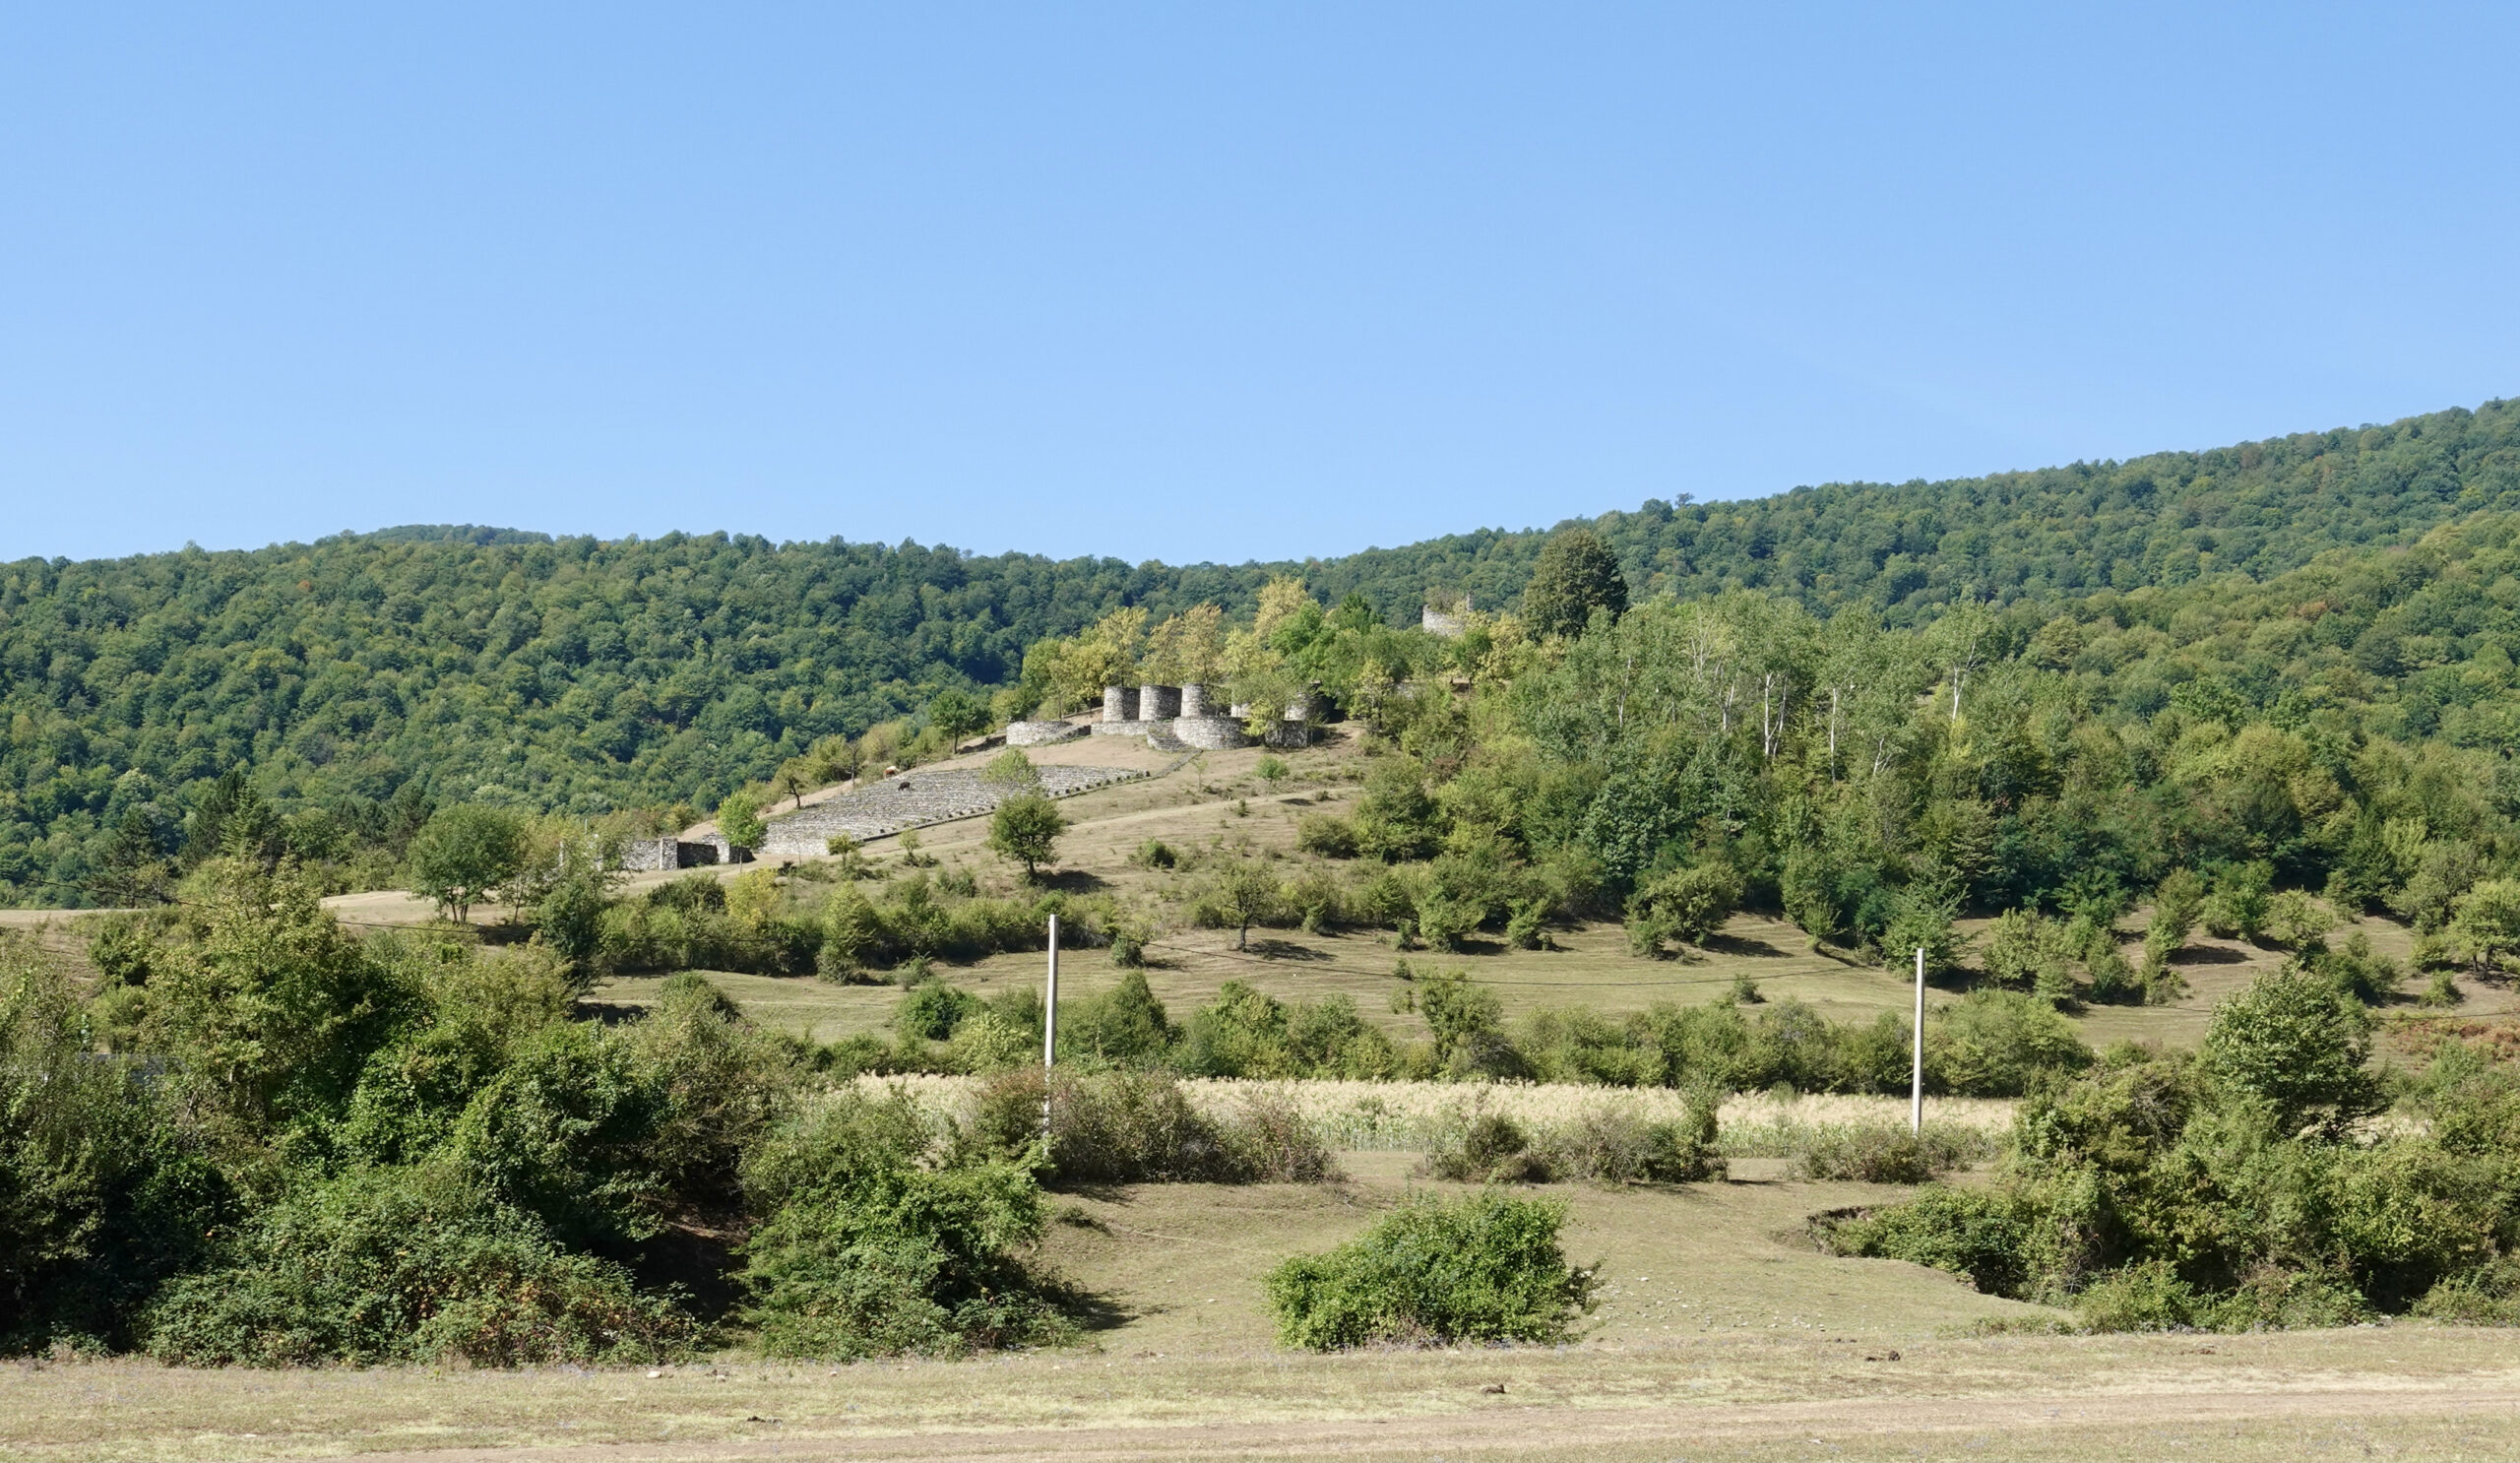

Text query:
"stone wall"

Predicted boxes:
[[1102, 685, 1140, 722], [757, 762, 1148, 857], [1138, 683, 1181, 720], [1171, 716, 1248, 749], [619, 837, 728, 871], [1179, 682, 1212, 718], [1006, 719, 1087, 746]]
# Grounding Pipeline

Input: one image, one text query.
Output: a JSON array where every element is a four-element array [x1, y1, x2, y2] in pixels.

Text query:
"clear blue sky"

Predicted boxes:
[[4, 4, 2515, 566]]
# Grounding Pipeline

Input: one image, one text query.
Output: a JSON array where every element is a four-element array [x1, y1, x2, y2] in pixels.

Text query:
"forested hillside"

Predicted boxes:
[[2, 398, 2516, 905]]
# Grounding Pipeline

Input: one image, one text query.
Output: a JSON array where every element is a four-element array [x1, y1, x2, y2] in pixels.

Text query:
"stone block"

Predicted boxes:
[[1172, 716, 1248, 749], [1006, 720, 1086, 746]]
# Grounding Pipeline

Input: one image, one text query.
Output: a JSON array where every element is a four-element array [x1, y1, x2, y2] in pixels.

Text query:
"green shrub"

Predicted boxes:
[[740, 1158, 1067, 1360], [1928, 989, 2094, 1097], [1425, 1113, 1548, 1183], [1352, 760, 1444, 862], [2203, 861, 2274, 942], [1176, 982, 1398, 1079], [1266, 1191, 1597, 1349], [450, 1023, 665, 1249], [2073, 1259, 2204, 1332], [896, 981, 983, 1043], [1820, 1185, 2032, 1297], [2, 942, 233, 1352], [2204, 1266, 2370, 1330], [1518, 1006, 1659, 1087], [972, 1069, 1336, 1184], [1294, 814, 1359, 859], [2412, 1257, 2520, 1324], [1064, 971, 1173, 1064], [145, 1167, 695, 1367], [2200, 966, 2378, 1133], [619, 973, 802, 1204], [1786, 1123, 1980, 1183], [1621, 862, 1740, 957]]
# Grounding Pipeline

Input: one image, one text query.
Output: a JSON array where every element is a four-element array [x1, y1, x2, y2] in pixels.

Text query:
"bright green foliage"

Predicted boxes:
[[1928, 989, 2093, 1097], [1175, 982, 1397, 1080], [2200, 966, 2377, 1133], [147, 860, 417, 1147], [1065, 971, 1171, 1064], [2202, 861, 2274, 943], [716, 794, 767, 854], [0, 941, 232, 1351], [1879, 889, 1967, 983], [986, 793, 1066, 880], [1623, 862, 1740, 954], [895, 981, 983, 1043], [406, 804, 528, 922], [1192, 858, 1285, 950], [1520, 529, 1629, 640], [1266, 1191, 1598, 1349], [926, 687, 988, 743], [1352, 759, 1443, 861], [2453, 878, 2520, 971], [1414, 968, 1510, 1074]]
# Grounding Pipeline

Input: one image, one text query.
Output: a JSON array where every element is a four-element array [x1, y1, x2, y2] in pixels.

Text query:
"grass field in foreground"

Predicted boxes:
[[5, 1153, 2517, 1462]]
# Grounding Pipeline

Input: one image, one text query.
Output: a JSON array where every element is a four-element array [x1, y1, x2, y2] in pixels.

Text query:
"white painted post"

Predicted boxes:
[[1041, 915, 1059, 1139], [1911, 945, 1925, 1136]]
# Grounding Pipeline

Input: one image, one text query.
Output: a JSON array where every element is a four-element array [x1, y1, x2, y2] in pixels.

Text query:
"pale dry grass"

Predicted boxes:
[[853, 1073, 2015, 1154]]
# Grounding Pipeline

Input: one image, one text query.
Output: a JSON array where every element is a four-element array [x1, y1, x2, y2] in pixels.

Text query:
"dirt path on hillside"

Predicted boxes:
[[287, 1382, 2520, 1463]]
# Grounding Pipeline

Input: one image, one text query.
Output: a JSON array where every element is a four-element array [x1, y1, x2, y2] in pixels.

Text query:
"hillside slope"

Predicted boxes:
[[2, 397, 2515, 902]]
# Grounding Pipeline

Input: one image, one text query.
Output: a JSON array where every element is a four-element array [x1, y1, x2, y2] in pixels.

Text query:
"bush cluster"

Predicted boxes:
[[972, 1069, 1338, 1186], [1266, 1191, 1598, 1349], [1821, 966, 2520, 1331], [1422, 1102, 1724, 1185]]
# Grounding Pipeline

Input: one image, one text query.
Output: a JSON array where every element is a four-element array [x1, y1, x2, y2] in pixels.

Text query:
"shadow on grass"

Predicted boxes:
[[1703, 932, 1790, 959], [1244, 938, 1331, 961]]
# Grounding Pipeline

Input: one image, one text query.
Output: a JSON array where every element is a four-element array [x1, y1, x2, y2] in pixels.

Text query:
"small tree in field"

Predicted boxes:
[[988, 794, 1067, 881], [407, 804, 527, 922], [1201, 859, 1285, 950], [718, 793, 767, 854]]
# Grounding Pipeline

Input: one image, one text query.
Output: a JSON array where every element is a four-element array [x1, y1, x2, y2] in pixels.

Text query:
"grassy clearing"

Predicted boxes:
[[6, 1154, 2518, 1461]]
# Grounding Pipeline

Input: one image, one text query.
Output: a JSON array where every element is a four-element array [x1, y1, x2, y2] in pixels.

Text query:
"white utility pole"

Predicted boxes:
[[1041, 915, 1059, 1140], [1910, 946, 1925, 1136], [1043, 914, 1060, 1067]]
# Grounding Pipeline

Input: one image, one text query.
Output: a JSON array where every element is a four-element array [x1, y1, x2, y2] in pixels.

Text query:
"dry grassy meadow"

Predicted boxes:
[[9, 730, 2519, 1461]]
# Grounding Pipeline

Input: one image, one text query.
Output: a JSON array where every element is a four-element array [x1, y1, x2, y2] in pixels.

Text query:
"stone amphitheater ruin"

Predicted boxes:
[[633, 679, 1317, 871]]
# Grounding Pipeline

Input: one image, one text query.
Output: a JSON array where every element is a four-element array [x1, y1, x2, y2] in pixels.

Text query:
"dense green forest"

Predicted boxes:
[[4, 398, 2518, 906]]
